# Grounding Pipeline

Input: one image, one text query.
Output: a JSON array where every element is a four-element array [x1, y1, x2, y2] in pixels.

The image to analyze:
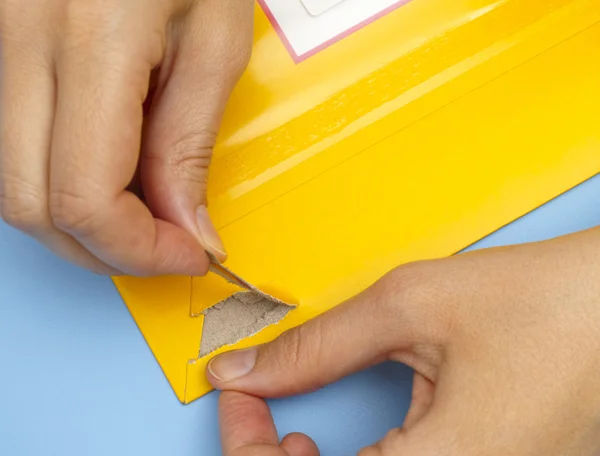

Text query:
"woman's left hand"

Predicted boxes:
[[210, 228, 600, 456]]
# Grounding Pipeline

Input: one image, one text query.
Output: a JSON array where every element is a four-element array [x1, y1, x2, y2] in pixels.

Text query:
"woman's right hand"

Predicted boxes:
[[0, 0, 254, 276]]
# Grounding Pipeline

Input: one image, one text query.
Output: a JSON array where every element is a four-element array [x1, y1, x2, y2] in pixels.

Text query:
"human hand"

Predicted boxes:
[[0, 0, 253, 275], [209, 228, 600, 455]]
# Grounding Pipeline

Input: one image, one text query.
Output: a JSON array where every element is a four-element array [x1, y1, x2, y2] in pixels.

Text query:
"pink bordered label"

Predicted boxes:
[[258, 0, 412, 62]]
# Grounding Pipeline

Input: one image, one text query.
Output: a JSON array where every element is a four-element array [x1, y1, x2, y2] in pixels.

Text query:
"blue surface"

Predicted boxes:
[[1, 175, 599, 456]]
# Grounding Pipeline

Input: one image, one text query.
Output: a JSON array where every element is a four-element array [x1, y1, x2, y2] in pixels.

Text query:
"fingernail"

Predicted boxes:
[[196, 205, 227, 262], [208, 347, 257, 382]]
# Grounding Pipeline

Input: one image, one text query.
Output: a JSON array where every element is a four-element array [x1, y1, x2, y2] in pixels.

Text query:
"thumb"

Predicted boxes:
[[207, 269, 441, 398], [141, 0, 253, 262]]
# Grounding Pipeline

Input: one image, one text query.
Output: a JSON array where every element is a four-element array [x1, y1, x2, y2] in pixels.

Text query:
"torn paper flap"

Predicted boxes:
[[199, 291, 292, 357], [208, 255, 296, 307]]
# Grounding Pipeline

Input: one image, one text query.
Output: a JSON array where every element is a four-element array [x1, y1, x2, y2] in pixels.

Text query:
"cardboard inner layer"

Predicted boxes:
[[199, 292, 292, 357]]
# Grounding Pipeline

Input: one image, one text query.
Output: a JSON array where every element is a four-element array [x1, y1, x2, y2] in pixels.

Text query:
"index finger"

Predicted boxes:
[[48, 7, 208, 276]]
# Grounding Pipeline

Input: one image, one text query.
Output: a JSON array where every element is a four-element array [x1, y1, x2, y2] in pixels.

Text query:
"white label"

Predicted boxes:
[[261, 0, 406, 60]]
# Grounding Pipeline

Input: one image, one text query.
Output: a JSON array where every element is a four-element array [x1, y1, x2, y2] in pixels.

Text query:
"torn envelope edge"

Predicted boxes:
[[185, 303, 305, 404], [207, 254, 297, 308], [112, 264, 298, 404]]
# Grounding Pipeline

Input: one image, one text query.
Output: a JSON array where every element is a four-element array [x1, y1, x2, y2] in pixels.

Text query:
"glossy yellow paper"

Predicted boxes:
[[113, 0, 600, 403]]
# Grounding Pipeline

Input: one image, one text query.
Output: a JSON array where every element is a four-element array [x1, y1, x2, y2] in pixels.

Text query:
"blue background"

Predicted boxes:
[[1, 175, 599, 456]]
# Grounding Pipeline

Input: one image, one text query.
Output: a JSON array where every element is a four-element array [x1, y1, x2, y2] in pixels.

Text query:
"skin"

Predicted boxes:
[[209, 229, 600, 455], [1, 2, 599, 455], [0, 0, 253, 276]]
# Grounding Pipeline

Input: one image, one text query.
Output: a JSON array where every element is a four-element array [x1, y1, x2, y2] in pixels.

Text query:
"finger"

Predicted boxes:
[[402, 372, 435, 429], [208, 269, 442, 397], [48, 4, 209, 276], [219, 391, 285, 456], [0, 12, 118, 275], [141, 0, 254, 262], [280, 434, 320, 456]]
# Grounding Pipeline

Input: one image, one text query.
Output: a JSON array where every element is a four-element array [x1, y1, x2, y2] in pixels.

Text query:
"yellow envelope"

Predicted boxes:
[[114, 0, 600, 403]]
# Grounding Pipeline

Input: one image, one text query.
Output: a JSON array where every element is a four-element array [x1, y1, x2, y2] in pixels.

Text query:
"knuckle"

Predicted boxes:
[[0, 182, 47, 234], [285, 325, 306, 370], [271, 327, 304, 375], [168, 131, 215, 182], [371, 261, 450, 342], [49, 189, 100, 236], [274, 322, 326, 389], [153, 244, 204, 277], [1, 199, 42, 233], [373, 262, 433, 314], [268, 328, 305, 376]]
